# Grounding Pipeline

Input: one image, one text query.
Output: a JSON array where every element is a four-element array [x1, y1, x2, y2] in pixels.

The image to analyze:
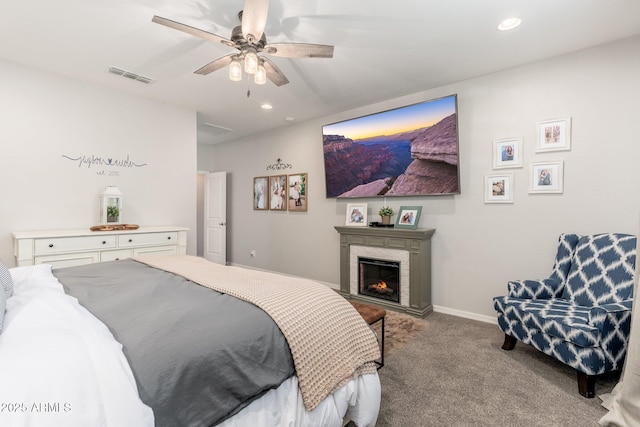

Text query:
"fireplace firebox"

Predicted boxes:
[[358, 257, 400, 303]]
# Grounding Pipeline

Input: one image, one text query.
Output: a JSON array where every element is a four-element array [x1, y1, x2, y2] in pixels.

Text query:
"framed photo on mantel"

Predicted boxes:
[[345, 203, 367, 226], [395, 206, 422, 229]]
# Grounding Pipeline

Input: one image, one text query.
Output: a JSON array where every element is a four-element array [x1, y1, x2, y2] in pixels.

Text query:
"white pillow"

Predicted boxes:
[[0, 259, 13, 299]]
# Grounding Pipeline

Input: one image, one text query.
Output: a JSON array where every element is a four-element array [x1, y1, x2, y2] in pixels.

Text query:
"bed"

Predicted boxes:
[[0, 255, 381, 427]]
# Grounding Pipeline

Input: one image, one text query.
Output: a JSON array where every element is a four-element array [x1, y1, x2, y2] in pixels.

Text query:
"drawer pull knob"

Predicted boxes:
[[49, 244, 54, 248], [129, 239, 133, 243], [102, 241, 106, 245], [167, 236, 171, 240]]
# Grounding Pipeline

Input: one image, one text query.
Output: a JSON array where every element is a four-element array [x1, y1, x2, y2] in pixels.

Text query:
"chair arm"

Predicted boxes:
[[507, 278, 564, 299], [589, 301, 633, 337]]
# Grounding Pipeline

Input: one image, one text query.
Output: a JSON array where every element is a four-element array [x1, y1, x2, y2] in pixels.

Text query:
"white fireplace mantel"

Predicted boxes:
[[334, 226, 435, 318]]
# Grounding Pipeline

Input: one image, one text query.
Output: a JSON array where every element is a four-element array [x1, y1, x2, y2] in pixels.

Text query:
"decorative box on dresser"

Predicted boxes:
[[334, 226, 435, 318], [13, 226, 188, 268]]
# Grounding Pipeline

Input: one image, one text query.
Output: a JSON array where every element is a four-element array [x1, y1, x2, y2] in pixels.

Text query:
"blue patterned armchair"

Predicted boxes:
[[493, 233, 636, 397]]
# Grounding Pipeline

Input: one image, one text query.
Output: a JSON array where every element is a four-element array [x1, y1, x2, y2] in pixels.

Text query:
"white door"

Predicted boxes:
[[204, 171, 227, 265]]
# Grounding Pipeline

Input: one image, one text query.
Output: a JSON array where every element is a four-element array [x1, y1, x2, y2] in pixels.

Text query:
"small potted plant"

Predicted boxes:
[[106, 205, 120, 223], [378, 206, 394, 225]]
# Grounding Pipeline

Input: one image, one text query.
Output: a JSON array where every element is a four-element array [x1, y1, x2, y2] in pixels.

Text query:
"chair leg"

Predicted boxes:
[[501, 334, 517, 350], [577, 371, 596, 398]]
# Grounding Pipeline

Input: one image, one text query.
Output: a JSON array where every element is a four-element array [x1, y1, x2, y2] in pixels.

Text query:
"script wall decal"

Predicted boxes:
[[62, 154, 148, 176]]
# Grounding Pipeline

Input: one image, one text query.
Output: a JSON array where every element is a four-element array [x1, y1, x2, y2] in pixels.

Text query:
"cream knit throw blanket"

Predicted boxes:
[[133, 255, 380, 411]]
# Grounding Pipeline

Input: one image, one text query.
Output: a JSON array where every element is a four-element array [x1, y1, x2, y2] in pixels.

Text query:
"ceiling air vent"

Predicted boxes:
[[108, 66, 155, 84], [200, 122, 233, 136]]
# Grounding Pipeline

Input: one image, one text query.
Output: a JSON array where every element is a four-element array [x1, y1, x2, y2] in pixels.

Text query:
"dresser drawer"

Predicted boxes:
[[35, 252, 100, 268], [101, 249, 133, 262], [133, 246, 177, 256], [118, 232, 178, 248], [34, 235, 117, 255]]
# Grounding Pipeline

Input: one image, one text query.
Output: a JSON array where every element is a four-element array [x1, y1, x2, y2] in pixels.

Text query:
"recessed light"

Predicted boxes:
[[498, 17, 521, 31], [285, 116, 295, 122], [261, 103, 273, 110]]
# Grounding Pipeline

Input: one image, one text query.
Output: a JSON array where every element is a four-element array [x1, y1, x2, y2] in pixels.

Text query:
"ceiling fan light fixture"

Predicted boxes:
[[254, 62, 267, 85], [229, 59, 243, 82], [244, 49, 258, 74]]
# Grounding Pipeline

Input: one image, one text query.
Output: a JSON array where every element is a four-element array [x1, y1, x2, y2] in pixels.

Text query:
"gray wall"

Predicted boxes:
[[204, 36, 640, 322]]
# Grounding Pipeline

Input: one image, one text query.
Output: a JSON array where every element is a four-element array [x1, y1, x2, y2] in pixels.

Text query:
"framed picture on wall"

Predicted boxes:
[[493, 138, 523, 169], [253, 176, 269, 210], [529, 161, 564, 194], [288, 173, 308, 212], [395, 206, 422, 229], [536, 117, 572, 152], [345, 203, 367, 226], [269, 175, 287, 210], [484, 173, 514, 203]]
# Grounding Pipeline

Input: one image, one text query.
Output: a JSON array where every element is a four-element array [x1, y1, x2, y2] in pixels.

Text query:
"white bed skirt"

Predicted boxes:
[[220, 373, 380, 427]]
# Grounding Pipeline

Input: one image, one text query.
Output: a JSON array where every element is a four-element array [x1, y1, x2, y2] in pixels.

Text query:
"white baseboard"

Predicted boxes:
[[433, 305, 497, 325], [229, 263, 498, 324]]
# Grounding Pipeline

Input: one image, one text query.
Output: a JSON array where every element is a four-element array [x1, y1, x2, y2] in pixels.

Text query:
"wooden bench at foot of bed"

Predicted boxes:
[[349, 301, 386, 370]]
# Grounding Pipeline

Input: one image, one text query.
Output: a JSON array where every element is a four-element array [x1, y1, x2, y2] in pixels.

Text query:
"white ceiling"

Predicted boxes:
[[1, 0, 640, 144]]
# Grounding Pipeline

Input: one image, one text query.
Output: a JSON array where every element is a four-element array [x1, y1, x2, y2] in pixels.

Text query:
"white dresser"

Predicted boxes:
[[13, 226, 188, 268]]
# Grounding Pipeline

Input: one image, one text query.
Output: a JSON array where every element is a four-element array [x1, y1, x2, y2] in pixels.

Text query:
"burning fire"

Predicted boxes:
[[371, 280, 387, 290]]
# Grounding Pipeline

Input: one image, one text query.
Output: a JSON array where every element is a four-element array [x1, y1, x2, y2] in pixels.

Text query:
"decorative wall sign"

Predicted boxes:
[[266, 158, 292, 171], [62, 153, 147, 176]]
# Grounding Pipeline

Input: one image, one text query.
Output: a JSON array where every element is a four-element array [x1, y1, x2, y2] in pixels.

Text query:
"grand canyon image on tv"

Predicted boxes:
[[322, 94, 460, 198]]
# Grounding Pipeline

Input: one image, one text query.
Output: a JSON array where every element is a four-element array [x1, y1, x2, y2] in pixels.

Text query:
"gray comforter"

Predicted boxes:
[[53, 259, 295, 427]]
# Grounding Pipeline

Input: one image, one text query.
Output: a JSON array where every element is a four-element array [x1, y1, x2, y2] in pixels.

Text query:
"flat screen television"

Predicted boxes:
[[322, 94, 459, 198]]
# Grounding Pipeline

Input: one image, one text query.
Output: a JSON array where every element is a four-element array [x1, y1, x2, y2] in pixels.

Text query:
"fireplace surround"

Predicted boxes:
[[335, 226, 435, 318]]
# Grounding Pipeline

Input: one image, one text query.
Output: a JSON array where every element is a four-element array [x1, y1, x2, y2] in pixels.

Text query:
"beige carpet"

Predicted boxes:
[[373, 312, 619, 427]]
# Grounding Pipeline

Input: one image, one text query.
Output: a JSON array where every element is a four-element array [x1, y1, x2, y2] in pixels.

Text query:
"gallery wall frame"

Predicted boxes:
[[287, 173, 308, 212], [484, 173, 514, 204], [345, 203, 368, 226], [395, 206, 422, 229], [269, 175, 288, 210], [536, 117, 572, 152], [493, 138, 523, 169], [253, 176, 269, 210], [529, 161, 564, 194]]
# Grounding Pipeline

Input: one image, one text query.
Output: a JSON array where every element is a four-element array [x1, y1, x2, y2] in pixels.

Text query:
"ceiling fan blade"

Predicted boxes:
[[263, 43, 334, 58], [152, 15, 235, 48], [194, 54, 236, 75], [241, 0, 269, 42], [261, 57, 289, 86]]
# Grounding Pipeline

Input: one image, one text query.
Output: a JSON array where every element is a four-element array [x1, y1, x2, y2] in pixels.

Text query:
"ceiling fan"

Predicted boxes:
[[152, 0, 334, 86]]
